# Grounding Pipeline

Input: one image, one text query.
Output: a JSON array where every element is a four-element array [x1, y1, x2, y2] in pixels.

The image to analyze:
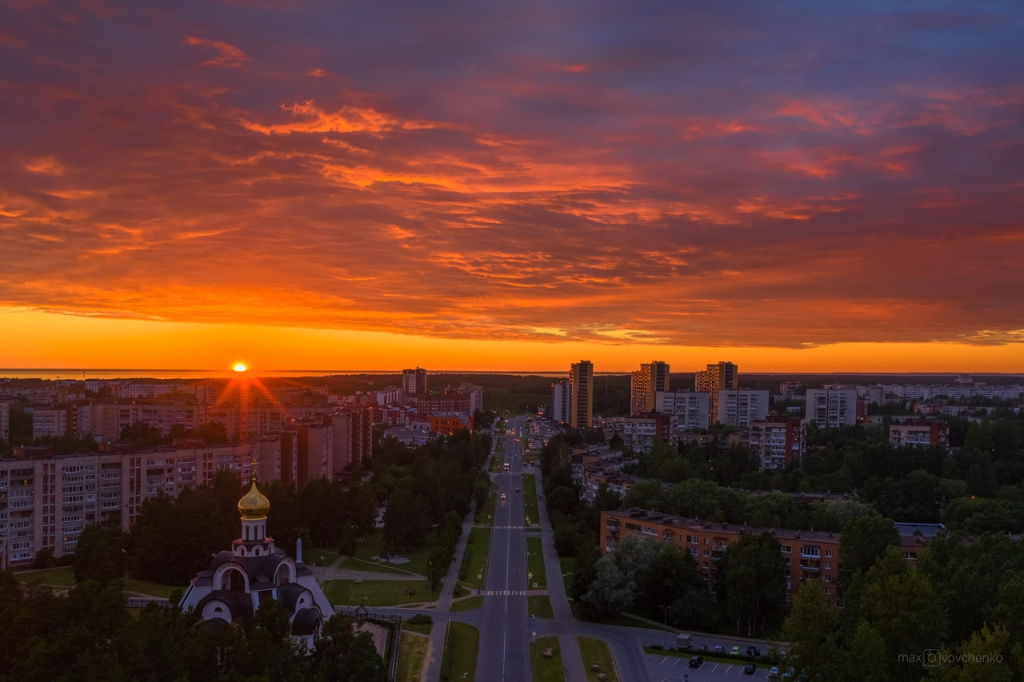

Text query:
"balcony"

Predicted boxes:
[[799, 559, 820, 572]]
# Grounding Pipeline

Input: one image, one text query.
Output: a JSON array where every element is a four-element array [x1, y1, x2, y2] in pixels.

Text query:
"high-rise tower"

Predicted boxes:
[[695, 361, 738, 422], [630, 361, 670, 416], [570, 360, 594, 429], [402, 367, 428, 397]]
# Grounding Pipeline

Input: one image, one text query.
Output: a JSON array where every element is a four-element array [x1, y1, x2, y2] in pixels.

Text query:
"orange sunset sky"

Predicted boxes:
[[2, 1, 1023, 373]]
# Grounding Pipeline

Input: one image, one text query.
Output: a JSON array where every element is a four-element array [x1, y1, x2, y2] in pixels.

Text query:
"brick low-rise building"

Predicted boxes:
[[889, 419, 949, 449], [601, 507, 933, 607]]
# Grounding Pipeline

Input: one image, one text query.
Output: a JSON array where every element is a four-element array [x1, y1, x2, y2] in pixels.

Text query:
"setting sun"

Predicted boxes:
[[233, 363, 248, 373]]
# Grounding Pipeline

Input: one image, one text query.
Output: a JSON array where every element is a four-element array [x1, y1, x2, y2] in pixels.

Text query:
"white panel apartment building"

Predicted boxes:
[[655, 391, 711, 431], [717, 390, 770, 428], [806, 387, 858, 427], [0, 438, 281, 566]]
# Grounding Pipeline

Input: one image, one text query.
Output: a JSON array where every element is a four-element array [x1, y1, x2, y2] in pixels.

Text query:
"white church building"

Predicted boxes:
[[179, 470, 334, 649]]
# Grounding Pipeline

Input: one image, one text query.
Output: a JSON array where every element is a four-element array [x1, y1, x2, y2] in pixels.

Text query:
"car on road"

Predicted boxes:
[[515, 487, 520, 492], [744, 663, 757, 675], [500, 493, 507, 500], [688, 656, 703, 668]]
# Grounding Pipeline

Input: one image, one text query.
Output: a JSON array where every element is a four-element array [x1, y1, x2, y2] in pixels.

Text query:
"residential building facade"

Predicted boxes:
[[630, 361, 669, 417], [570, 361, 594, 429], [695, 361, 738, 421]]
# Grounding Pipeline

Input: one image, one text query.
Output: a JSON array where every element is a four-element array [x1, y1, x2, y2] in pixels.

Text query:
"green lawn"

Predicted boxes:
[[402, 616, 433, 636], [351, 530, 438, 578], [474, 482, 499, 525], [579, 637, 619, 682], [522, 474, 540, 526], [397, 631, 429, 682], [322, 579, 436, 606], [302, 546, 339, 567], [458, 527, 491, 590], [528, 595, 554, 619], [441, 621, 479, 682], [127, 578, 182, 599], [529, 636, 565, 682], [451, 595, 485, 612], [16, 567, 181, 599], [16, 566, 77, 587], [526, 536, 546, 588]]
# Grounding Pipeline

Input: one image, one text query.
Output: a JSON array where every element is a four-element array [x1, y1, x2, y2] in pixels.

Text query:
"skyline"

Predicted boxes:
[[2, 2, 1023, 372]]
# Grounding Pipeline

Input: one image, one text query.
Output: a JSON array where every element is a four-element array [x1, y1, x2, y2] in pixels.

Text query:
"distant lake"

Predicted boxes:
[[0, 369, 577, 380]]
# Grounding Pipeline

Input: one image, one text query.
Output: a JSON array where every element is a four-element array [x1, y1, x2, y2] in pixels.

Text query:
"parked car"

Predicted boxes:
[[688, 656, 704, 668], [769, 666, 780, 679], [747, 646, 761, 657], [731, 646, 741, 656], [744, 663, 757, 675], [713, 645, 724, 653], [696, 644, 708, 652]]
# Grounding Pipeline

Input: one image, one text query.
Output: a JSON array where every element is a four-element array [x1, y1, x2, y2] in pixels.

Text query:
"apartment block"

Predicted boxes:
[[601, 508, 931, 606], [570, 361, 594, 429], [717, 389, 770, 428], [331, 406, 374, 473], [0, 401, 9, 444], [402, 368, 428, 397], [889, 420, 949, 449], [622, 413, 677, 453], [749, 415, 805, 470], [31, 407, 69, 439], [695, 361, 738, 420], [551, 379, 571, 424], [806, 387, 858, 427], [0, 438, 282, 565], [655, 391, 711, 431], [602, 508, 840, 604], [630, 361, 669, 417]]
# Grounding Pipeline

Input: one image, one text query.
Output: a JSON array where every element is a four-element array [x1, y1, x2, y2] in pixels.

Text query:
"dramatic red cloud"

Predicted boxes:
[[1, 1, 1022, 370]]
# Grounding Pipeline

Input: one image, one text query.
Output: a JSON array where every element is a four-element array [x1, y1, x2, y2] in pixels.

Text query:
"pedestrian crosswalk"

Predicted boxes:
[[482, 589, 530, 596]]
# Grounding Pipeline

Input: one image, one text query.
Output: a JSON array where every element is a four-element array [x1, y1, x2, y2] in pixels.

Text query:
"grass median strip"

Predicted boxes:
[[522, 473, 539, 526], [526, 536, 546, 588], [529, 636, 565, 682], [528, 595, 554, 619], [458, 527, 492, 590], [441, 621, 479, 682], [579, 637, 619, 682]]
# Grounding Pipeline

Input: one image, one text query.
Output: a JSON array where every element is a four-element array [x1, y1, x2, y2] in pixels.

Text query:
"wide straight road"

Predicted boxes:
[[476, 416, 532, 682]]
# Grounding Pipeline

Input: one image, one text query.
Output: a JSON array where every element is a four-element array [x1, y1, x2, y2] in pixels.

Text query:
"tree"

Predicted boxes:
[[73, 524, 126, 584], [780, 581, 841, 680], [308, 614, 387, 682], [838, 513, 900, 593], [716, 531, 786, 634], [580, 554, 634, 620]]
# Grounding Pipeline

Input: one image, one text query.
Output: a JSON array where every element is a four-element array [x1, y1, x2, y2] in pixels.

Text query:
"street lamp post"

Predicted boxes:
[[428, 560, 433, 596], [661, 604, 670, 650]]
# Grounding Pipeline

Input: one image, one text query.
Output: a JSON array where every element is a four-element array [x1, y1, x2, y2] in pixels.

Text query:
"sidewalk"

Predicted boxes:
[[421, 493, 479, 682], [534, 470, 588, 681]]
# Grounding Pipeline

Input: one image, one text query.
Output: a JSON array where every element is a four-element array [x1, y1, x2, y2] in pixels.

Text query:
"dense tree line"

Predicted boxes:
[[372, 429, 491, 553], [0, 573, 384, 682], [781, 526, 1024, 681]]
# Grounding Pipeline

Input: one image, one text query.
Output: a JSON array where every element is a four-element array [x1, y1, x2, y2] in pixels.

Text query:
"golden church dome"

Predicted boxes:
[[238, 477, 270, 519]]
